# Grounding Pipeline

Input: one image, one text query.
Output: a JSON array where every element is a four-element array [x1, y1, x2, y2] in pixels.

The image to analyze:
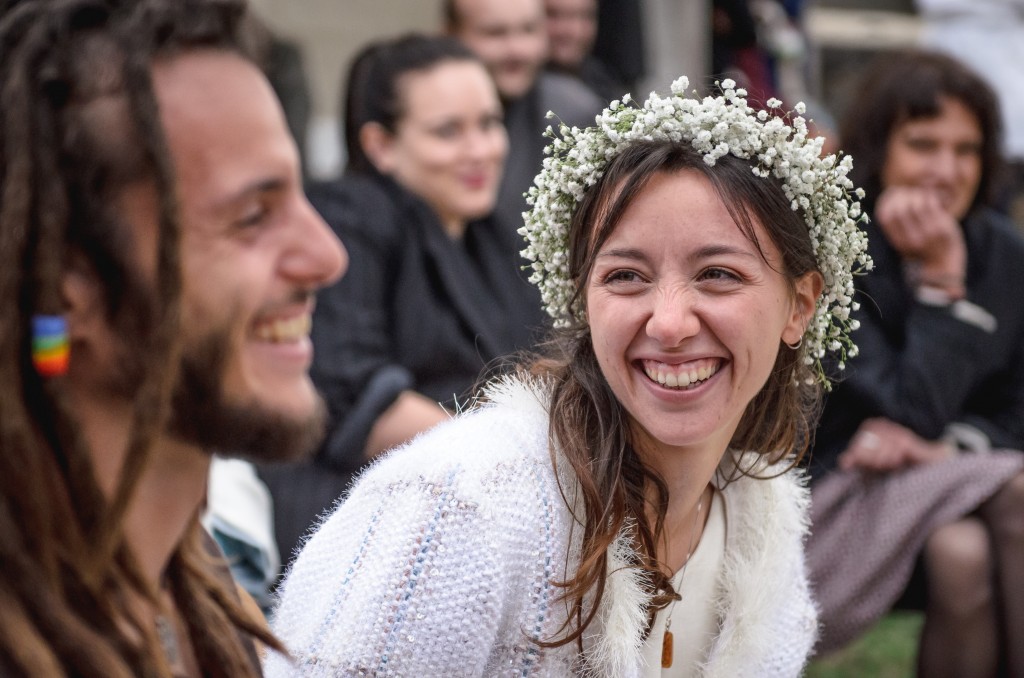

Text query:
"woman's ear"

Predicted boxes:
[[782, 270, 824, 347], [359, 122, 396, 174]]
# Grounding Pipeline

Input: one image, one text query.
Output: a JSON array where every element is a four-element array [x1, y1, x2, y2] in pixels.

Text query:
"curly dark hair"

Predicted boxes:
[[840, 49, 1004, 212]]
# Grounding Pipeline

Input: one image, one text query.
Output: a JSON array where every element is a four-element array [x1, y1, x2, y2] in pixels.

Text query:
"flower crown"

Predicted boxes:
[[519, 76, 873, 385]]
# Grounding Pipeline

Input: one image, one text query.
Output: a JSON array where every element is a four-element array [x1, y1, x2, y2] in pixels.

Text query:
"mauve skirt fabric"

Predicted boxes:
[[807, 451, 1024, 654]]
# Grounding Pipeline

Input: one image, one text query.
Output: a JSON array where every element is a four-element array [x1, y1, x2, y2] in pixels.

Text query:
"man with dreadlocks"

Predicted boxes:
[[0, 0, 346, 675]]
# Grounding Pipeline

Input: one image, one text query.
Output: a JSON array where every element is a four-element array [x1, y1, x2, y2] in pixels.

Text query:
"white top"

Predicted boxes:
[[641, 489, 727, 677], [266, 376, 818, 678]]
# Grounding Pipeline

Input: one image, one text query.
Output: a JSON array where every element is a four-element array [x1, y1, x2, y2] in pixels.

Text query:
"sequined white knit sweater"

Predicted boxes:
[[266, 377, 818, 677]]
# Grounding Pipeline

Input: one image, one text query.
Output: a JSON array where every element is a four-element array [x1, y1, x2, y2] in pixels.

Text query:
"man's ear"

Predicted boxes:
[[359, 122, 396, 175], [60, 255, 104, 346]]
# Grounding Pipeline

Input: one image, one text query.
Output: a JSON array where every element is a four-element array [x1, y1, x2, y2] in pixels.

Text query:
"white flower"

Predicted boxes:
[[519, 77, 872, 387]]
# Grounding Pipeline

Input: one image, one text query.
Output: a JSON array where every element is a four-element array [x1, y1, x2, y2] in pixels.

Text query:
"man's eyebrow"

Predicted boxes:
[[212, 176, 287, 211]]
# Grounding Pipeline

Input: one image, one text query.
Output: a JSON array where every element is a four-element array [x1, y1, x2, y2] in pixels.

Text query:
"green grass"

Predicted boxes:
[[807, 612, 924, 678]]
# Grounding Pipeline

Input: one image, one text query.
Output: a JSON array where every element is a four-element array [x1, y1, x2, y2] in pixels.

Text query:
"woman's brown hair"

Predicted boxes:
[[0, 0, 278, 674], [528, 139, 822, 646]]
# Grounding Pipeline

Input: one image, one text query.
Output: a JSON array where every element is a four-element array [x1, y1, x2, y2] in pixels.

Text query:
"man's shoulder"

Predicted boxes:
[[533, 71, 604, 128]]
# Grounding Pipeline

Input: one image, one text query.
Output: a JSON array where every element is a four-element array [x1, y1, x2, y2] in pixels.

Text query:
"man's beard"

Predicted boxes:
[[165, 331, 327, 463]]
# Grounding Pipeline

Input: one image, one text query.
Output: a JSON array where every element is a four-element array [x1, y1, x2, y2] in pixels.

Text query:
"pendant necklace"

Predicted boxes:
[[661, 488, 708, 669]]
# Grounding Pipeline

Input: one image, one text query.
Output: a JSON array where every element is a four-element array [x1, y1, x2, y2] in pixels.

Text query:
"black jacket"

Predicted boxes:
[[259, 173, 547, 563], [810, 206, 1024, 478]]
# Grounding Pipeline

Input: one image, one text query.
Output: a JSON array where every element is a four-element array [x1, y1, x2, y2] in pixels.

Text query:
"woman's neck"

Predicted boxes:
[[636, 436, 724, 573], [440, 213, 467, 240], [651, 482, 715, 574]]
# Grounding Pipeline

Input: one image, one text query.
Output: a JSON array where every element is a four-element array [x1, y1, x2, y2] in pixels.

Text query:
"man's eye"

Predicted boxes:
[[237, 206, 268, 227]]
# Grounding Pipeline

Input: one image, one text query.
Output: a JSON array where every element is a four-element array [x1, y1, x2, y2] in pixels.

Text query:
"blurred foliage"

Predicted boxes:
[[807, 612, 923, 678]]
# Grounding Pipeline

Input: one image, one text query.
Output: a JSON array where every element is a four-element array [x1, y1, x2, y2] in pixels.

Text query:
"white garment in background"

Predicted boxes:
[[916, 0, 1024, 161], [202, 457, 281, 609]]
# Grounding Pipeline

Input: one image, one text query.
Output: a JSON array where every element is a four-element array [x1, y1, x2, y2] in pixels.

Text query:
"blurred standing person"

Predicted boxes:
[[544, 0, 626, 102], [807, 51, 1024, 677], [0, 0, 346, 675], [591, 0, 645, 95], [258, 34, 548, 567], [445, 0, 603, 231]]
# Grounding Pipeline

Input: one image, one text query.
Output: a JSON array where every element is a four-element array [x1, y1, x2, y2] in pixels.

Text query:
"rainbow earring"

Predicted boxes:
[[32, 315, 69, 377]]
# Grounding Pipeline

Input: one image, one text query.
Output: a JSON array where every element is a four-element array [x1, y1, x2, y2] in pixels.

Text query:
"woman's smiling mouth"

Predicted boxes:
[[640, 358, 722, 390]]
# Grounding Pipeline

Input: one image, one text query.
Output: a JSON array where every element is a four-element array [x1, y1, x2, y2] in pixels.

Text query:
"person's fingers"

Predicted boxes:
[[840, 428, 896, 471]]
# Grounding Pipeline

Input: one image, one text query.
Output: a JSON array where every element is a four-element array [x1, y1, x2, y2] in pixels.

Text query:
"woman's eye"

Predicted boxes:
[[700, 267, 740, 283], [434, 123, 460, 139], [905, 137, 937, 153], [604, 269, 645, 284]]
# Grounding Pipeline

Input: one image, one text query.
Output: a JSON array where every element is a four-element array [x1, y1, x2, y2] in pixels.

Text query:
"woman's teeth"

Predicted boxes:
[[643, 361, 720, 390]]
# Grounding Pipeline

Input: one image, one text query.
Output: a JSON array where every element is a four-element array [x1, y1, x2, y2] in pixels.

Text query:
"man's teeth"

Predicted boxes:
[[254, 315, 311, 342], [643, 362, 719, 389]]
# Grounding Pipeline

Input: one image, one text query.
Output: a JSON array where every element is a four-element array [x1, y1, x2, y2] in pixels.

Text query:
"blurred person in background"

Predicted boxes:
[[807, 50, 1024, 677], [445, 0, 602, 231], [258, 34, 547, 568], [543, 0, 625, 102], [0, 0, 345, 674]]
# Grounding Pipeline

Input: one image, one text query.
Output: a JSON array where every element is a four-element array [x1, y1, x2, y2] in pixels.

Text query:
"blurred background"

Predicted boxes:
[[246, 2, 1020, 674], [249, 0, 923, 180]]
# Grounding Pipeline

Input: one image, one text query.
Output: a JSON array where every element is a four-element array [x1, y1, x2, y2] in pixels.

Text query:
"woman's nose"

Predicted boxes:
[[646, 287, 701, 346]]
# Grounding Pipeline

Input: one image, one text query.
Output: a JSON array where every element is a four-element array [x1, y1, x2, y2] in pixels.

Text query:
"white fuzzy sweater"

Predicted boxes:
[[266, 378, 818, 677]]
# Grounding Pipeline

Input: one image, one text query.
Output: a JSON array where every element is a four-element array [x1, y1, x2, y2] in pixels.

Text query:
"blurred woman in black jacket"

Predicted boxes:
[[807, 51, 1024, 676], [260, 34, 546, 566]]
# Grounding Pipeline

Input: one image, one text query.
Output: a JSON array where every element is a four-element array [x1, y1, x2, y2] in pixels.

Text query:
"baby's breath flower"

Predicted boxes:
[[519, 76, 872, 387]]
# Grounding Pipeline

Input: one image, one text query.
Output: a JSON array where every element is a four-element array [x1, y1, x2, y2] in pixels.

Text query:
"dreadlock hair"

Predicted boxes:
[[0, 0, 280, 674]]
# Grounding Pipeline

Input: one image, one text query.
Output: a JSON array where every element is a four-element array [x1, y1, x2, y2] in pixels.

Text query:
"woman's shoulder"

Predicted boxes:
[[717, 452, 812, 542], [346, 376, 557, 500], [707, 453, 818, 673], [969, 206, 1024, 260]]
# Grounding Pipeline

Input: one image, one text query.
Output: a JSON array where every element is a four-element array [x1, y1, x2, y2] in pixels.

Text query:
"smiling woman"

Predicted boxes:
[[257, 34, 548, 566], [586, 168, 817, 466], [267, 78, 869, 677], [807, 51, 1024, 675]]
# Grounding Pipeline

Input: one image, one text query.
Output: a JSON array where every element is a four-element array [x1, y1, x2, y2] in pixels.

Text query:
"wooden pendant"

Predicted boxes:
[[661, 629, 674, 668]]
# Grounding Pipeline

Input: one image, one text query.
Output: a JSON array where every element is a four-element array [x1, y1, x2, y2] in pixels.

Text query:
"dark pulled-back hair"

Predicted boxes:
[[841, 49, 1003, 211], [441, 0, 461, 31], [342, 32, 479, 175], [528, 139, 821, 646], [0, 0, 276, 675]]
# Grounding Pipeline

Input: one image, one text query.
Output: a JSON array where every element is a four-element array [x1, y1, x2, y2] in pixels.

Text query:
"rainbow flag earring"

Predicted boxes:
[[32, 315, 69, 377]]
